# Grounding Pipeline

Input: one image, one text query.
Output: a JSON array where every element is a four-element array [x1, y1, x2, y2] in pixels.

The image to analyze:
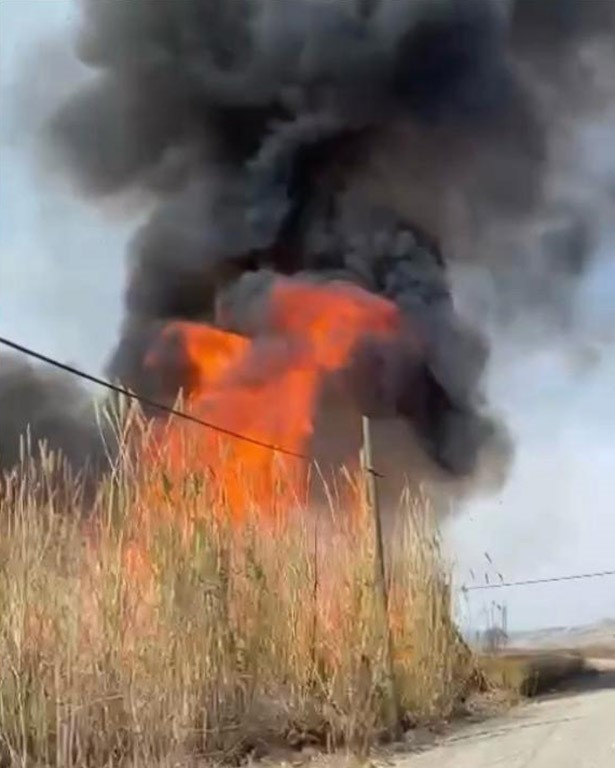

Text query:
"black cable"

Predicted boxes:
[[0, 334, 312, 461], [462, 569, 615, 592]]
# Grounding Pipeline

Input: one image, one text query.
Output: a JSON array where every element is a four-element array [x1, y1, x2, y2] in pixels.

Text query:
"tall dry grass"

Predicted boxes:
[[0, 412, 477, 767]]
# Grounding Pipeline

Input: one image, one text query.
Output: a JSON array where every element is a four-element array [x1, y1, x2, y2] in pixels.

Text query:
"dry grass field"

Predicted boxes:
[[0, 410, 484, 767]]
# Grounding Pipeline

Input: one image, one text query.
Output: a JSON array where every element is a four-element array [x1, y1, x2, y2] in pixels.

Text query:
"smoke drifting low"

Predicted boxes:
[[2, 0, 614, 493], [0, 354, 109, 480]]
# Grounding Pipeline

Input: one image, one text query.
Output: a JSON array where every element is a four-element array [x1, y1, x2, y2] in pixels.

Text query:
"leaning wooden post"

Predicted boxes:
[[361, 415, 401, 738]]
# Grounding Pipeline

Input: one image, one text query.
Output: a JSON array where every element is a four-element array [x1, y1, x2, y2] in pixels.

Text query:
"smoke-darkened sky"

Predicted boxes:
[[2, 0, 615, 632]]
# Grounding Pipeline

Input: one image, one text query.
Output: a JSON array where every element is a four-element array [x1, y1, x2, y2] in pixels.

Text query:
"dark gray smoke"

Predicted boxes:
[[0, 354, 110, 483], [3, 0, 614, 486]]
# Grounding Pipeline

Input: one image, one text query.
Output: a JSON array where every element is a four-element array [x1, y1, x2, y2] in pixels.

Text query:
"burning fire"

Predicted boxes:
[[145, 277, 402, 524], [74, 277, 412, 655]]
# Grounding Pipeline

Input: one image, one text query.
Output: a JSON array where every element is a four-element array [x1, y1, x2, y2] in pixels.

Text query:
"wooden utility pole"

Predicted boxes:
[[361, 415, 401, 739]]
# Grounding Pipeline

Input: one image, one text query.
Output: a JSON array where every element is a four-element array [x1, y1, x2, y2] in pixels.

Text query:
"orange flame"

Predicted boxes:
[[145, 278, 401, 525]]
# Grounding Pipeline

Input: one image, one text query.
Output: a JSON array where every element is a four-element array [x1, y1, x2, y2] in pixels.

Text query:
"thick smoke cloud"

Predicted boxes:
[[3, 0, 614, 487]]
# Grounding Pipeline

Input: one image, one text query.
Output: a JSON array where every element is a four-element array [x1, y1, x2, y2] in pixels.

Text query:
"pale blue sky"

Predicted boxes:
[[0, 0, 129, 372], [2, 0, 615, 632]]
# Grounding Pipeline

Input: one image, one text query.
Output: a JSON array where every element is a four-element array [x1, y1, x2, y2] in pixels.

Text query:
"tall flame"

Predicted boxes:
[[146, 278, 401, 524]]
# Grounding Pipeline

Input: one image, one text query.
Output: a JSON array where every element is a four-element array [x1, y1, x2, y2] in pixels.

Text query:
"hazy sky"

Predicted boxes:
[[0, 0, 129, 373], [2, 0, 615, 633]]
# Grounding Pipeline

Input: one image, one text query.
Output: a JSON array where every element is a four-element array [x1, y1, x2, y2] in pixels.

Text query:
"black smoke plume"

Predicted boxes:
[[3, 0, 614, 488]]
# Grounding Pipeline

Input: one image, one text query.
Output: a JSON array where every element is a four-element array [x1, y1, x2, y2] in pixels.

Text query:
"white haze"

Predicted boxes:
[[450, 113, 615, 632], [2, 1, 615, 633]]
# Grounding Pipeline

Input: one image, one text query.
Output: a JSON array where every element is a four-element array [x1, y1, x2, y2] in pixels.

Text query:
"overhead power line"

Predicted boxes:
[[462, 569, 615, 592], [0, 334, 311, 462]]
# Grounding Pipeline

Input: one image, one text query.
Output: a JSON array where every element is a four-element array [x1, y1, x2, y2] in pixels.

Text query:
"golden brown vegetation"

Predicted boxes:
[[0, 413, 480, 767]]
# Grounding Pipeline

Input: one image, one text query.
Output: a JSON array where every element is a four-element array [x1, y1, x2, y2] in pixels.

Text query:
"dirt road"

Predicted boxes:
[[395, 663, 615, 768]]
